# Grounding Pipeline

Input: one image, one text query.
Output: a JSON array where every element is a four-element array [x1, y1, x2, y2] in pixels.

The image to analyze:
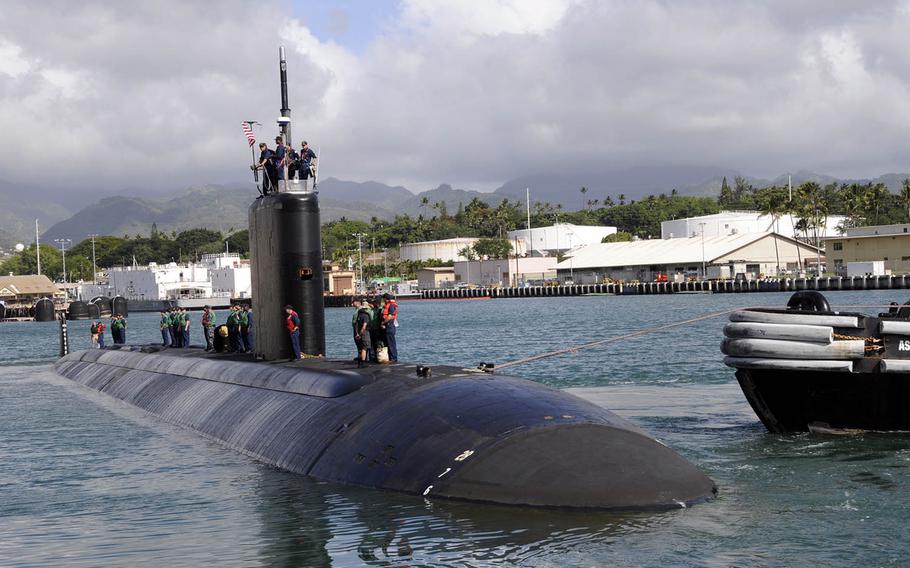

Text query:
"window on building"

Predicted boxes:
[[901, 256, 910, 262], [832, 242, 843, 251]]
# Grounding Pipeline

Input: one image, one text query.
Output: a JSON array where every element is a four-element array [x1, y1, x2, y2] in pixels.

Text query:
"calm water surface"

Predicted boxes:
[[2, 292, 909, 567]]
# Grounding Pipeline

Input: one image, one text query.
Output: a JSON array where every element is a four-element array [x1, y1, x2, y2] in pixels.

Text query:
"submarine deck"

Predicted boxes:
[[54, 345, 717, 509]]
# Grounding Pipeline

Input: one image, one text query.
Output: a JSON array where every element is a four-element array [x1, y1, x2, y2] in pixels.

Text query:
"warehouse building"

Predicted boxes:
[[661, 211, 846, 240], [556, 232, 820, 283], [824, 223, 910, 276], [0, 275, 60, 304]]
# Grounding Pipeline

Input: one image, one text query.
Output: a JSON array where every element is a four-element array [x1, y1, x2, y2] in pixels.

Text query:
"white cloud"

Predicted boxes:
[[1, 0, 910, 198]]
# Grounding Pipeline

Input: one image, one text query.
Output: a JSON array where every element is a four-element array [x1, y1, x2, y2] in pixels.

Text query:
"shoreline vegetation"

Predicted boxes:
[[3, 177, 909, 283]]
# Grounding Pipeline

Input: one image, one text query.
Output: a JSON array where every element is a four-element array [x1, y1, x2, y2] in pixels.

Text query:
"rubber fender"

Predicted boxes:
[[786, 291, 830, 312]]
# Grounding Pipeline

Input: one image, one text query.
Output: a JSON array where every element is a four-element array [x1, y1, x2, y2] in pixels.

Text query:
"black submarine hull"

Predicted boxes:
[[54, 347, 716, 510]]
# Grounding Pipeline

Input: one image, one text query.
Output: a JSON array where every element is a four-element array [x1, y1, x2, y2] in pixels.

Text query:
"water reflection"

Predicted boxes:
[[253, 468, 669, 567]]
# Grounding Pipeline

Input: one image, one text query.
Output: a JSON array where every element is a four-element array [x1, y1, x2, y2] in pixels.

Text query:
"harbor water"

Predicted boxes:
[[1, 292, 909, 567]]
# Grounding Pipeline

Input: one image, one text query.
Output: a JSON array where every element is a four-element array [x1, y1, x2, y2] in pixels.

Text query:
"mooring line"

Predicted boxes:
[[497, 308, 739, 370], [495, 302, 908, 370]]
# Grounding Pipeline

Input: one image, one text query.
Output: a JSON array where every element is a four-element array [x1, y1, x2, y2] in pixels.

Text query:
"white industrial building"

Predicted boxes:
[[661, 211, 846, 241], [78, 253, 251, 301], [508, 223, 617, 256], [454, 257, 558, 287], [556, 232, 821, 283], [400, 237, 526, 262]]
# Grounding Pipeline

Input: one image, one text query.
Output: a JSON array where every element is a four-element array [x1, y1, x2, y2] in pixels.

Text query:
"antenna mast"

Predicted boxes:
[[279, 46, 292, 147]]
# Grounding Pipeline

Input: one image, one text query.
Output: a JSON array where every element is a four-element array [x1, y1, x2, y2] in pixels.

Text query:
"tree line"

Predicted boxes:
[[4, 177, 909, 283]]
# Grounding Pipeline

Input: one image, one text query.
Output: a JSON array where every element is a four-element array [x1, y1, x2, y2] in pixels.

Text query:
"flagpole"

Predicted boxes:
[[314, 146, 321, 192]]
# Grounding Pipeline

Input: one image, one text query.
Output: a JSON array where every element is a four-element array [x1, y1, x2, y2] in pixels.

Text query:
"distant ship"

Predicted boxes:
[[723, 291, 910, 433]]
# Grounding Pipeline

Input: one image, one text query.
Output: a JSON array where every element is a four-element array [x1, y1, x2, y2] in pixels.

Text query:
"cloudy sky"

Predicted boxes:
[[1, 0, 909, 198]]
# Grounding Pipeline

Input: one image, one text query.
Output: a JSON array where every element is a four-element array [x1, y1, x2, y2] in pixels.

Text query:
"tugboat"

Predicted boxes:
[[50, 48, 716, 510], [723, 290, 910, 433]]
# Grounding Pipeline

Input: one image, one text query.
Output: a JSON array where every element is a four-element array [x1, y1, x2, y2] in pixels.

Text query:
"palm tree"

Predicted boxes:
[[580, 186, 588, 209], [900, 178, 910, 221], [758, 185, 788, 275]]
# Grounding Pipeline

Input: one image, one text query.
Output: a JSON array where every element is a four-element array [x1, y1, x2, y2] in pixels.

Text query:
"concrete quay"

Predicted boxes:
[[419, 275, 910, 299]]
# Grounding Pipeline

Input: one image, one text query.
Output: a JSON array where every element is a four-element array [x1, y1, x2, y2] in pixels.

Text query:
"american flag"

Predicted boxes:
[[241, 121, 257, 146]]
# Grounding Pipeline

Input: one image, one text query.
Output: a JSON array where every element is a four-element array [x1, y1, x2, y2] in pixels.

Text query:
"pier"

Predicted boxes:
[[416, 275, 910, 299]]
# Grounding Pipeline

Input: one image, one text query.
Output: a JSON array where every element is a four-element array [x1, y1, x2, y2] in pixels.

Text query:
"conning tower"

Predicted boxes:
[[250, 47, 325, 360]]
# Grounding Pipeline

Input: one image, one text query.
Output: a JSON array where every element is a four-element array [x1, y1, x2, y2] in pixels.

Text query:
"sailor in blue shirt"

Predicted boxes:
[[273, 136, 287, 182], [299, 141, 317, 179]]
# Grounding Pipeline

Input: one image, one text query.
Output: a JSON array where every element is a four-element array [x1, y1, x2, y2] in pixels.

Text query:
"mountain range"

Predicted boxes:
[[2, 167, 909, 248]]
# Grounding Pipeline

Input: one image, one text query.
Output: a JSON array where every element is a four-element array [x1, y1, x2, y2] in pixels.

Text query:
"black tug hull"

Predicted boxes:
[[54, 347, 716, 510], [737, 368, 910, 433]]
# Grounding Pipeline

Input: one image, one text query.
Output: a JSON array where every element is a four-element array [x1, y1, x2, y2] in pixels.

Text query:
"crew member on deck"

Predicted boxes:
[[160, 310, 171, 347], [96, 320, 107, 348], [285, 304, 301, 360], [354, 300, 371, 368], [226, 305, 241, 352], [381, 293, 399, 362], [299, 141, 317, 181], [183, 309, 191, 347], [202, 305, 216, 352], [253, 142, 276, 194], [242, 305, 254, 351], [272, 136, 287, 189]]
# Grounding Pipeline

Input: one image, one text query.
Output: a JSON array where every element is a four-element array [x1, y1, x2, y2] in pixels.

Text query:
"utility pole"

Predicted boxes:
[[35, 219, 41, 276], [88, 234, 99, 284], [383, 248, 388, 279], [353, 233, 365, 292], [526, 187, 532, 257], [55, 238, 72, 283], [699, 222, 707, 278]]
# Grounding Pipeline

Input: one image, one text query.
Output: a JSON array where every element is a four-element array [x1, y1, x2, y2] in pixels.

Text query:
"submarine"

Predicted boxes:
[[723, 290, 910, 433], [52, 48, 715, 510]]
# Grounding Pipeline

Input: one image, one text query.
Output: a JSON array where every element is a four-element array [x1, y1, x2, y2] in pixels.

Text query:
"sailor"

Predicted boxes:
[[242, 305, 254, 351], [202, 305, 216, 351], [368, 296, 382, 362], [351, 298, 363, 358], [90, 320, 100, 349], [299, 141, 317, 180], [160, 310, 171, 346], [111, 314, 126, 344], [354, 299, 372, 368], [285, 304, 301, 360], [381, 293, 399, 362], [238, 305, 250, 351], [183, 309, 191, 347], [170, 308, 181, 347], [253, 142, 276, 194], [226, 305, 241, 352], [272, 136, 287, 189], [96, 320, 107, 348]]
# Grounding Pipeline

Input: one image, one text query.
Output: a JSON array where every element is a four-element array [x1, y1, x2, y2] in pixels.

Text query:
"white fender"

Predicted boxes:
[[721, 338, 865, 360], [880, 359, 910, 373], [723, 322, 833, 344], [724, 357, 853, 372], [880, 320, 910, 335], [730, 310, 861, 329]]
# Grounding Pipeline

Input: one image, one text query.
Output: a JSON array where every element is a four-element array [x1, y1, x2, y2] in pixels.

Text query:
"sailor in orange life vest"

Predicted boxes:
[[284, 305, 302, 360], [380, 293, 399, 362]]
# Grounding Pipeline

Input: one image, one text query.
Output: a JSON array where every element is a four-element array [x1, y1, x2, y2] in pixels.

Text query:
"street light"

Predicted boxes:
[[54, 238, 72, 283], [88, 233, 99, 285], [353, 233, 365, 292]]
